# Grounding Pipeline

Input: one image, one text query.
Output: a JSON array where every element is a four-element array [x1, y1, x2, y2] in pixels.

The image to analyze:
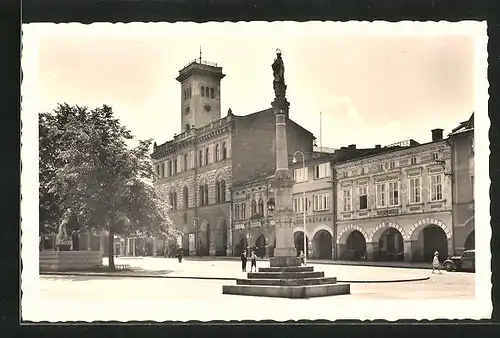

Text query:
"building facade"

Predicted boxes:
[[289, 153, 335, 260], [449, 113, 475, 255], [150, 57, 314, 257], [334, 130, 454, 262]]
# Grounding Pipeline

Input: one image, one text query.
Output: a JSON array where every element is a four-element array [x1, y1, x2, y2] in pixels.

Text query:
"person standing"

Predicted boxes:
[[432, 251, 441, 274], [299, 250, 305, 266], [240, 251, 247, 272], [250, 251, 257, 272]]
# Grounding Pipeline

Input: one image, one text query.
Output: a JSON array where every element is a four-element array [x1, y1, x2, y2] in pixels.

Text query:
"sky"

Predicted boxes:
[[28, 22, 482, 149]]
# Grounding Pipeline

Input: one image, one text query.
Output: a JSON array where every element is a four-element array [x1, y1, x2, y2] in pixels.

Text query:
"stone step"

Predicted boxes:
[[222, 283, 350, 298], [247, 271, 324, 279], [236, 277, 337, 286], [258, 266, 314, 273]]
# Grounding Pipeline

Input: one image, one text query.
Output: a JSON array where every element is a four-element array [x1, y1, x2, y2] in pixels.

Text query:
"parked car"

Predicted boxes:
[[443, 249, 475, 272]]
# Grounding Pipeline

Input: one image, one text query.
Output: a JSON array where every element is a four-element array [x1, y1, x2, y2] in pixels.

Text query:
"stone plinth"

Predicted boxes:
[[40, 251, 103, 272], [269, 256, 301, 267]]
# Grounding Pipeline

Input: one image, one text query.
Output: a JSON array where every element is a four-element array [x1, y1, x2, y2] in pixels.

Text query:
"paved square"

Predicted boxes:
[[24, 257, 480, 321]]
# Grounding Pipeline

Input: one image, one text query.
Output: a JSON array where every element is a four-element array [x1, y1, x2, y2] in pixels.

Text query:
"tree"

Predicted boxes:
[[39, 103, 179, 270]]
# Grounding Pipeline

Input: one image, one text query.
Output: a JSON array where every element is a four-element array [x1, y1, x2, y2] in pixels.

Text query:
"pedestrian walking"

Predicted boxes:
[[177, 248, 183, 263], [299, 250, 305, 266], [432, 251, 441, 274], [250, 251, 257, 272], [240, 251, 247, 272]]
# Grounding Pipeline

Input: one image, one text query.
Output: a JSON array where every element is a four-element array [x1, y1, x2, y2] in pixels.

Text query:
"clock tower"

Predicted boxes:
[[176, 56, 226, 132]]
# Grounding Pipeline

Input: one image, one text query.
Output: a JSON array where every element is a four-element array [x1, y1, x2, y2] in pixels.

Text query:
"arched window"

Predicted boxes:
[[199, 185, 205, 206], [234, 204, 240, 220], [222, 142, 227, 160], [173, 158, 178, 174], [258, 198, 264, 214], [204, 183, 209, 205], [205, 148, 209, 165], [241, 203, 246, 219], [169, 190, 177, 210], [215, 180, 221, 203], [183, 186, 189, 209], [201, 86, 205, 97], [215, 144, 220, 162], [210, 87, 214, 99], [199, 150, 203, 167], [169, 192, 174, 209], [220, 180, 226, 202], [205, 87, 209, 97], [251, 200, 257, 216], [183, 154, 188, 171]]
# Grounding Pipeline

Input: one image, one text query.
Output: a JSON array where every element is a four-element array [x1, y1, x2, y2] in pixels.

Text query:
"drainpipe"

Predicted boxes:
[[447, 137, 456, 256], [331, 160, 338, 261], [193, 126, 199, 256], [229, 187, 234, 257]]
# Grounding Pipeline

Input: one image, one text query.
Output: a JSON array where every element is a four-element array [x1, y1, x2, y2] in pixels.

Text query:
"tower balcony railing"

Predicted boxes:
[[183, 59, 218, 69]]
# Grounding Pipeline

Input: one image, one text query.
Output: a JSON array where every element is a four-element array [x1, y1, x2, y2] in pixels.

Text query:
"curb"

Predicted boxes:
[[40, 271, 430, 284], [134, 256, 433, 270]]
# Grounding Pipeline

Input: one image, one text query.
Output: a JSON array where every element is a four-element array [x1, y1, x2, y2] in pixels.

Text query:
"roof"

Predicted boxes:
[[449, 113, 474, 136], [234, 107, 315, 138]]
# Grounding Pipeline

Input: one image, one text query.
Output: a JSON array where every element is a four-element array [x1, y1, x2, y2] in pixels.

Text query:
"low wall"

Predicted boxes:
[[40, 251, 103, 272]]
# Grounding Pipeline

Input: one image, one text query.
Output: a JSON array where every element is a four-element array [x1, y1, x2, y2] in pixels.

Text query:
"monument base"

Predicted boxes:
[[222, 264, 350, 299], [40, 251, 103, 272]]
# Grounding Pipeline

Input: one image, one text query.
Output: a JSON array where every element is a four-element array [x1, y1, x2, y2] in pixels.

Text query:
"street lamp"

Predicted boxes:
[[292, 150, 307, 266]]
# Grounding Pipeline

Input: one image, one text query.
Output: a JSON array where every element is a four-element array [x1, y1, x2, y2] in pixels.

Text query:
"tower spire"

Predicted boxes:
[[199, 46, 202, 62]]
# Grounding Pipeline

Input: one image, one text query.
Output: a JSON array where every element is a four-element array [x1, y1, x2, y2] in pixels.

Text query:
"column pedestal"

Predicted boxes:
[[366, 242, 377, 261], [404, 241, 414, 262]]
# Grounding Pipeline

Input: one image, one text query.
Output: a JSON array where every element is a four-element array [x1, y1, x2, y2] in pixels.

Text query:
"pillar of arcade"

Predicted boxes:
[[268, 49, 302, 268]]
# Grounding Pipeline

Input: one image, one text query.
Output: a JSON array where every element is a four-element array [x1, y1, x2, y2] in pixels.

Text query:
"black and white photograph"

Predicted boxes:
[[21, 21, 490, 321]]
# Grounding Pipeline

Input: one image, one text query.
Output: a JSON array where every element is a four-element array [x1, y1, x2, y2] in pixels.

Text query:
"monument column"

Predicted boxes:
[[269, 49, 301, 267]]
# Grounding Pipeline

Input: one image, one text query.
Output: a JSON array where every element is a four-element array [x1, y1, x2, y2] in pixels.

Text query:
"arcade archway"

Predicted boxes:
[[422, 225, 448, 262], [464, 230, 475, 251], [377, 228, 404, 261], [344, 230, 366, 261], [255, 234, 266, 258], [313, 230, 332, 259], [294, 231, 309, 257], [235, 236, 248, 257]]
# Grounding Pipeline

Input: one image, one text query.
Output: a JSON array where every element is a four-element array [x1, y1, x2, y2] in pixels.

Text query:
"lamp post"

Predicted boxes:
[[292, 150, 307, 265]]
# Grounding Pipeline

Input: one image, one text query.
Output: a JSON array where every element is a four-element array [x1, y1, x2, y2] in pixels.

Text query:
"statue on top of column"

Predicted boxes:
[[272, 49, 285, 84]]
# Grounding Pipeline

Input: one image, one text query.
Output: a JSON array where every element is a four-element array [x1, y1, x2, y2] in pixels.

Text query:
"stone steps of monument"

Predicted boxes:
[[222, 283, 350, 299], [247, 271, 324, 279], [258, 266, 314, 273], [236, 277, 337, 286]]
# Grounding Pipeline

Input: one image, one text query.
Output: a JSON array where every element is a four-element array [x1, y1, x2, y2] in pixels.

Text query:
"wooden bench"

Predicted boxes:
[[115, 264, 131, 271]]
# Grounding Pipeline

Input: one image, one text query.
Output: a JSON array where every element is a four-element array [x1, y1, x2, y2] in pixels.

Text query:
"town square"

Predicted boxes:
[[21, 21, 490, 321]]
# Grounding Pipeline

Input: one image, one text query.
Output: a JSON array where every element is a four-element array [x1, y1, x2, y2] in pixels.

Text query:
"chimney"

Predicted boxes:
[[375, 144, 381, 149], [431, 128, 443, 142], [348, 144, 356, 149]]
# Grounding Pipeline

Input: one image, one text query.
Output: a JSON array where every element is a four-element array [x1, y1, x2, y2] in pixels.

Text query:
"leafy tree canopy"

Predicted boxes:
[[39, 103, 178, 267]]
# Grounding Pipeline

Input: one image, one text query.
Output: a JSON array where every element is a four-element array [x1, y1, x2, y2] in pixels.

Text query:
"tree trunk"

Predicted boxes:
[[108, 227, 115, 271]]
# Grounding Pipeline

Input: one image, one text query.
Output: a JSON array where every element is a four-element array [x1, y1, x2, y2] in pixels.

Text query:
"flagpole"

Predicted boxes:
[[320, 111, 323, 153]]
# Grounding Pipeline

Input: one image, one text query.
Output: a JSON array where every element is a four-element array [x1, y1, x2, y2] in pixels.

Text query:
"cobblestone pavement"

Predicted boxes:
[[24, 257, 484, 322]]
